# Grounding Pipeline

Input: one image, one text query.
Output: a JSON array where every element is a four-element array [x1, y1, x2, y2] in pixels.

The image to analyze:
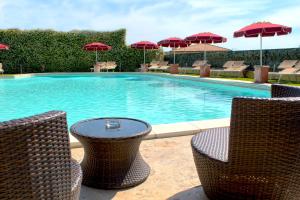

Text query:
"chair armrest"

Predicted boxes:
[[271, 84, 300, 98]]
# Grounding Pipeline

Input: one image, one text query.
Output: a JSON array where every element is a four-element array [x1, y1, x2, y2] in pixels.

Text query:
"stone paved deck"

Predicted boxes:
[[71, 135, 209, 200]]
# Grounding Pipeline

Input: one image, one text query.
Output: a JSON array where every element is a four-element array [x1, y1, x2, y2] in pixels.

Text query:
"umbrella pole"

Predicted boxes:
[[173, 49, 176, 64], [260, 34, 263, 67], [203, 44, 207, 61], [143, 46, 146, 65], [96, 50, 98, 63]]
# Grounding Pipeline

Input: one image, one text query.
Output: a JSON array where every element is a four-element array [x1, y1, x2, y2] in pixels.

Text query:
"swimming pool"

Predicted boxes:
[[0, 73, 270, 125]]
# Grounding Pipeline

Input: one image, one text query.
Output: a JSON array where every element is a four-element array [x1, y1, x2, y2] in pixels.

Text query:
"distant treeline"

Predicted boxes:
[[0, 29, 160, 73]]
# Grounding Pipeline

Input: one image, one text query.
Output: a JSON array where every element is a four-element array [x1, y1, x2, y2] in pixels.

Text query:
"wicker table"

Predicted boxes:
[[70, 117, 151, 189]]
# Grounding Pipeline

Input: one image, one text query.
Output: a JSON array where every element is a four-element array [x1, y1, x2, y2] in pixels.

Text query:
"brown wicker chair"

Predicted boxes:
[[0, 111, 82, 200], [191, 84, 300, 200]]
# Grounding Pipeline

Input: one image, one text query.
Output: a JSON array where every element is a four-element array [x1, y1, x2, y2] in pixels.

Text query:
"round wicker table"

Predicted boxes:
[[70, 117, 151, 189]]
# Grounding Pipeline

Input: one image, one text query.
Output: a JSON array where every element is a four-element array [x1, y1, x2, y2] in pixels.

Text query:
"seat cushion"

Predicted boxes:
[[191, 127, 229, 162]]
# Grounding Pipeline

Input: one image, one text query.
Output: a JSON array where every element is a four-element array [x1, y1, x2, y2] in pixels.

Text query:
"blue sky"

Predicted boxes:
[[0, 0, 299, 50]]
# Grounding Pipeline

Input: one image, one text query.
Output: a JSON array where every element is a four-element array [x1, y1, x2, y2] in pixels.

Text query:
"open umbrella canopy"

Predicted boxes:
[[185, 32, 227, 44], [185, 32, 227, 61], [131, 41, 158, 65], [234, 22, 292, 38], [84, 42, 111, 64], [130, 41, 159, 49], [233, 22, 292, 66], [158, 37, 188, 64], [0, 44, 9, 50], [157, 37, 188, 48], [84, 42, 111, 51]]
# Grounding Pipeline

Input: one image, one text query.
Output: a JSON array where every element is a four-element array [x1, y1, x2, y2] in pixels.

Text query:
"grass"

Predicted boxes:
[[217, 77, 300, 86], [2, 73, 300, 86], [176, 73, 300, 86]]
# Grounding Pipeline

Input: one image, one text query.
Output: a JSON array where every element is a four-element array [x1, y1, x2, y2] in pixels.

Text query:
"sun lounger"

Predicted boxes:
[[148, 61, 160, 71], [150, 61, 160, 65], [148, 65, 160, 71], [222, 61, 235, 69], [93, 62, 106, 72], [159, 65, 170, 70], [295, 62, 300, 74], [139, 63, 149, 72], [211, 60, 248, 78], [277, 60, 298, 70], [279, 67, 299, 74], [192, 60, 210, 69], [192, 60, 211, 70], [157, 61, 170, 72], [224, 61, 248, 71], [276, 60, 300, 82], [104, 61, 117, 71], [0, 63, 4, 74]]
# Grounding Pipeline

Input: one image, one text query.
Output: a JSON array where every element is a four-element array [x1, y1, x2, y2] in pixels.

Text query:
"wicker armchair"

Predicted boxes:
[[191, 84, 300, 200], [0, 111, 82, 200]]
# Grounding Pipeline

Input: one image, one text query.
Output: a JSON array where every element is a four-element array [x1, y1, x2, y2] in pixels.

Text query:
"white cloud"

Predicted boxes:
[[0, 0, 298, 49]]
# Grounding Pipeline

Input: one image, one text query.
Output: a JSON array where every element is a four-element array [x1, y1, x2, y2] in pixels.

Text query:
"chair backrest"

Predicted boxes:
[[222, 61, 235, 69], [226, 63, 248, 71], [159, 61, 169, 66], [150, 61, 160, 66], [0, 111, 72, 199], [272, 84, 300, 98], [232, 60, 245, 67], [192, 60, 207, 67], [106, 61, 116, 65], [278, 67, 298, 74], [228, 85, 300, 178], [294, 61, 300, 69], [277, 60, 298, 69], [106, 61, 117, 69]]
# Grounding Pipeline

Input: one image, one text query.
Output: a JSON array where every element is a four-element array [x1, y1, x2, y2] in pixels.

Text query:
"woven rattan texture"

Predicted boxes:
[[191, 84, 300, 200], [0, 111, 82, 200], [71, 119, 151, 189]]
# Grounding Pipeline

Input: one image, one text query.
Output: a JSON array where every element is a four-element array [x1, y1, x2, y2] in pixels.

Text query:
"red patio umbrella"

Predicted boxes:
[[158, 37, 189, 64], [185, 32, 227, 61], [0, 44, 9, 50], [84, 42, 112, 63], [234, 22, 292, 66], [131, 41, 159, 65]]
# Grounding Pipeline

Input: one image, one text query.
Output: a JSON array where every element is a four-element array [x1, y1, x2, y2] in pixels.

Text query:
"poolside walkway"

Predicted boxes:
[[71, 135, 209, 200]]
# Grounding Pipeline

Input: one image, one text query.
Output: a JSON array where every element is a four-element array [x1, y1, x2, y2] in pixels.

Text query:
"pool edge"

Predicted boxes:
[[1, 72, 271, 91]]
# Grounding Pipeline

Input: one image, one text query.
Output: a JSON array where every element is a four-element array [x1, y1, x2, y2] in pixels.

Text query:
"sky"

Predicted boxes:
[[0, 0, 299, 50]]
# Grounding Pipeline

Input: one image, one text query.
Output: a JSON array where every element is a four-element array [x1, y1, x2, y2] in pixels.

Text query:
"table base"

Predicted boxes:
[[81, 152, 150, 189]]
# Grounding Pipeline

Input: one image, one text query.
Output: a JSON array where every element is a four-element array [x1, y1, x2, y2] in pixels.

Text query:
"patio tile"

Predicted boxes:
[[71, 135, 209, 200]]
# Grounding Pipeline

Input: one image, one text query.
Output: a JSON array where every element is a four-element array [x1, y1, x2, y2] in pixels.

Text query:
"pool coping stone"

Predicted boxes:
[[70, 118, 230, 148]]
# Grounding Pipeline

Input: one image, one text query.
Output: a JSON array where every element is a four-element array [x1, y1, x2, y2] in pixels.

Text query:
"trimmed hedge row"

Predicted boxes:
[[0, 29, 160, 73], [165, 48, 300, 71]]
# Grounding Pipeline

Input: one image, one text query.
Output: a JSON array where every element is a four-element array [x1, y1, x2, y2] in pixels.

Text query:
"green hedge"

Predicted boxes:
[[165, 48, 300, 71], [0, 29, 160, 73]]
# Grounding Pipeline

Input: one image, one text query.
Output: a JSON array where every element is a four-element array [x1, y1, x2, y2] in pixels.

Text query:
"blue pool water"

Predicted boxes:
[[0, 74, 270, 125]]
